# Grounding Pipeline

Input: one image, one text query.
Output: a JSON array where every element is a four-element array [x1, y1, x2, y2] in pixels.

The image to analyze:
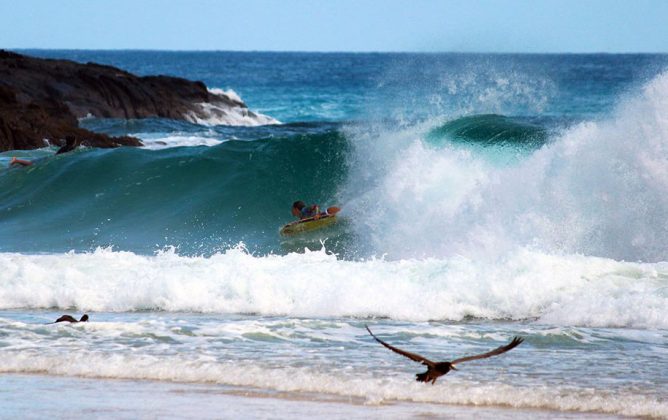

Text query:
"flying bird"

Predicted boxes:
[[365, 325, 523, 384], [54, 314, 89, 323]]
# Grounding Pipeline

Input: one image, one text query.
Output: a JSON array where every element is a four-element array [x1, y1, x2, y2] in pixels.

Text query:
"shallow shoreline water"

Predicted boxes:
[[1, 310, 666, 418], [0, 374, 623, 419]]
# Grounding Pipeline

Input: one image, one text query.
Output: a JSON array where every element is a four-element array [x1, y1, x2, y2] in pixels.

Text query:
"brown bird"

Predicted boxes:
[[54, 314, 89, 323], [365, 325, 523, 384]]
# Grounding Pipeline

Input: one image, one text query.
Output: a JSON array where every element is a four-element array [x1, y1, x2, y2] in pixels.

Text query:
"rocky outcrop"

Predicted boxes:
[[0, 81, 140, 151], [0, 50, 274, 152]]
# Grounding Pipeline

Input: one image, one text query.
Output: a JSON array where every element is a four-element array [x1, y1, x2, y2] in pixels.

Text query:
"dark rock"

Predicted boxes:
[[0, 50, 270, 152]]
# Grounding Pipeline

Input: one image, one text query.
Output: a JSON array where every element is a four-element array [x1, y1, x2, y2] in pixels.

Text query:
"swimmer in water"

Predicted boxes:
[[56, 135, 82, 155], [8, 135, 80, 168], [54, 314, 89, 323]]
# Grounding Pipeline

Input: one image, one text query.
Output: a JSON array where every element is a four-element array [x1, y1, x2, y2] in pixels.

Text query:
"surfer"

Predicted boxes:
[[281, 203, 341, 236], [7, 136, 80, 169], [292, 200, 322, 220], [54, 314, 89, 323], [56, 135, 81, 155]]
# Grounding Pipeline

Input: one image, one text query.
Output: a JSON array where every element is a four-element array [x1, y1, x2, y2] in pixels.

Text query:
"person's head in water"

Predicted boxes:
[[292, 201, 306, 218], [56, 135, 81, 155]]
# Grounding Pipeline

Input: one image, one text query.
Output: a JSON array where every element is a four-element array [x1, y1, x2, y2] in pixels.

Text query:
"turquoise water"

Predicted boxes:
[[1, 51, 668, 417]]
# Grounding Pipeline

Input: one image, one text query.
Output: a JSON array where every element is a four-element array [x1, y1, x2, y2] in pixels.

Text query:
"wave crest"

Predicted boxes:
[[1, 248, 666, 328], [346, 71, 668, 262], [426, 114, 547, 147]]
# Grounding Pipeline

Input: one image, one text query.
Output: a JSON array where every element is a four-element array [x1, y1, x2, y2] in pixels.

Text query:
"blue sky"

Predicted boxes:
[[2, 0, 667, 52]]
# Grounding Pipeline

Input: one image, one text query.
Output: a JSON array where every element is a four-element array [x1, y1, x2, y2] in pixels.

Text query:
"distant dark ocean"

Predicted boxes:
[[1, 51, 667, 418]]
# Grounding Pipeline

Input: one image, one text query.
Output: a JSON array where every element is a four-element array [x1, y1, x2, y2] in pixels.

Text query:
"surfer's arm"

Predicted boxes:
[[10, 157, 32, 167]]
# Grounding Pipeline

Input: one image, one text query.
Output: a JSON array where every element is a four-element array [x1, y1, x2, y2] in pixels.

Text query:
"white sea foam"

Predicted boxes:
[[345, 71, 668, 262], [208, 88, 244, 104], [183, 88, 280, 127], [0, 247, 666, 328], [186, 102, 279, 127], [1, 351, 665, 418], [139, 135, 224, 149]]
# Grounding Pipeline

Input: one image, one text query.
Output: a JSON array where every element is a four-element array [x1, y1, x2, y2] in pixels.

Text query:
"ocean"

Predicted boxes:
[[1, 50, 667, 418]]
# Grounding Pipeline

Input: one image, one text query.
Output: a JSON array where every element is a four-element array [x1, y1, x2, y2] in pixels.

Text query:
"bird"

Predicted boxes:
[[365, 325, 523, 384], [54, 314, 89, 323]]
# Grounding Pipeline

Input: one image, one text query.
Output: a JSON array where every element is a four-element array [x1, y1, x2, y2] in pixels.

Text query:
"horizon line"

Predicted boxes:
[[9, 47, 668, 56]]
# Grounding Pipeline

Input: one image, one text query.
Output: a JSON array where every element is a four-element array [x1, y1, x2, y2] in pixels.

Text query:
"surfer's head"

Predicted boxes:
[[292, 200, 306, 217], [56, 135, 82, 155]]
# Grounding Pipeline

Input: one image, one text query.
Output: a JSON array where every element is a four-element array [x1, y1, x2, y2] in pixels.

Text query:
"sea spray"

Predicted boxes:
[[1, 247, 666, 328], [345, 71, 668, 262]]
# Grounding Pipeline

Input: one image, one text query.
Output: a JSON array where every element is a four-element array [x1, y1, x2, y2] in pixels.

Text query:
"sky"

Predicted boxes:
[[1, 0, 667, 53]]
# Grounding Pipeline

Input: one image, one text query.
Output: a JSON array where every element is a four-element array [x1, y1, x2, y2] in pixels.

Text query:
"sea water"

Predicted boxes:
[[1, 51, 667, 418]]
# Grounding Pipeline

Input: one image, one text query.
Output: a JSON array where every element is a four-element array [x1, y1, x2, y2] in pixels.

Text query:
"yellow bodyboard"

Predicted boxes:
[[280, 214, 338, 236]]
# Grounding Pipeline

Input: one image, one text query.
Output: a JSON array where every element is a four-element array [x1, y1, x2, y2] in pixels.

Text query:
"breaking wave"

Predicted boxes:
[[1, 247, 666, 328]]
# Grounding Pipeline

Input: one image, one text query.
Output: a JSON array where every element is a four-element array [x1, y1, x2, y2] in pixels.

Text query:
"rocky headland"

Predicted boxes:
[[0, 50, 273, 152]]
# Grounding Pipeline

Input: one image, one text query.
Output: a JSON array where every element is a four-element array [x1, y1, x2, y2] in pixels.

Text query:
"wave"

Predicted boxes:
[[426, 114, 547, 147], [0, 130, 350, 255], [1, 349, 665, 417], [3, 72, 668, 263], [1, 247, 666, 328], [345, 71, 668, 262]]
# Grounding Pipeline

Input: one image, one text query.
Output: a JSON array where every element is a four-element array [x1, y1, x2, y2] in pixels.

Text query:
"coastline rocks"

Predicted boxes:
[[0, 81, 141, 151], [0, 50, 274, 152]]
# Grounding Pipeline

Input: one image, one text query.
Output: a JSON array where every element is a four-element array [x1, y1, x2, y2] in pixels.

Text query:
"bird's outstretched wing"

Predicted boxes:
[[365, 325, 435, 367], [451, 336, 524, 365]]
